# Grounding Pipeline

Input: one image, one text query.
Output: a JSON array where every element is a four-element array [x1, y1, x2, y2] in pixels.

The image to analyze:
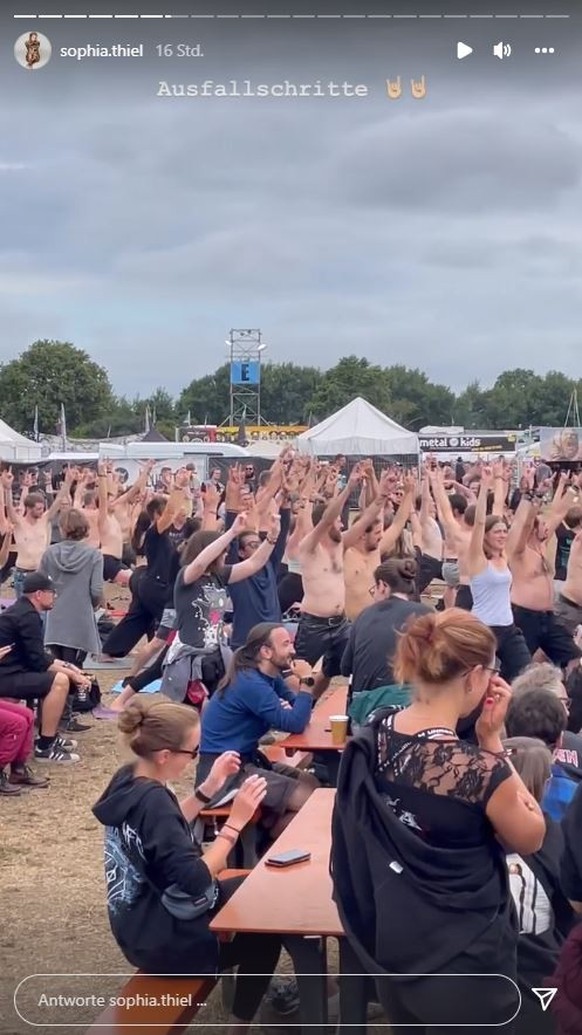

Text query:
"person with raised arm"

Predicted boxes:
[[466, 465, 531, 681], [2, 466, 74, 598], [98, 468, 190, 661], [507, 470, 581, 673], [159, 511, 279, 705]]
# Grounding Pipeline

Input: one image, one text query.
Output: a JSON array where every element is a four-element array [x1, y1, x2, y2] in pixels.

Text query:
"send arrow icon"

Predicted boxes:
[[532, 988, 558, 1012]]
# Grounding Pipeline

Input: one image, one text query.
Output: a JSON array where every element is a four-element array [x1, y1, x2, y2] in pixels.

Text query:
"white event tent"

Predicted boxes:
[[296, 397, 419, 457], [0, 419, 42, 462]]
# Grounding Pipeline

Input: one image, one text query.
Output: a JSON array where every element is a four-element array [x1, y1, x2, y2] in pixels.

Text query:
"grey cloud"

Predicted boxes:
[[1, 56, 581, 401], [326, 109, 582, 212]]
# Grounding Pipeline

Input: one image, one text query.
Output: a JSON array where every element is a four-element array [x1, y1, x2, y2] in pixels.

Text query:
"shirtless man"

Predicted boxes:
[[429, 467, 474, 609], [295, 465, 404, 695], [2, 467, 72, 597], [96, 461, 152, 586], [508, 475, 581, 672], [344, 470, 415, 621]]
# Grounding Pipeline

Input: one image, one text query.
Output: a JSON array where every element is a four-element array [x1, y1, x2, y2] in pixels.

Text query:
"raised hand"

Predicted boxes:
[[232, 511, 249, 535], [378, 468, 398, 496], [174, 468, 190, 490], [475, 676, 512, 749], [205, 751, 241, 796], [203, 482, 220, 509], [229, 775, 268, 829]]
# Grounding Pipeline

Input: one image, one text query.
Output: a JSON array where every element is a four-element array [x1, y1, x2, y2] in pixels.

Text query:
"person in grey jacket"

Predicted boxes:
[[40, 508, 104, 666]]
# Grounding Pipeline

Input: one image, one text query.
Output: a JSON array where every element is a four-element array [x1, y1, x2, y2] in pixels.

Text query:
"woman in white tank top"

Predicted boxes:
[[466, 466, 531, 682]]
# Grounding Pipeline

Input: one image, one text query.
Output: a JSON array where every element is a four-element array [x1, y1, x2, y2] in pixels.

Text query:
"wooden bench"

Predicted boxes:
[[86, 870, 249, 1034]]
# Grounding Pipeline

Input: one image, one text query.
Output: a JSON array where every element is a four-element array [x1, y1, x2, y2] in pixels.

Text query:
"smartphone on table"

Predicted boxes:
[[265, 849, 311, 868]]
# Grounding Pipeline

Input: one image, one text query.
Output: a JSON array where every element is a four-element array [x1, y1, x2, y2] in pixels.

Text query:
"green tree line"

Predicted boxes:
[[0, 340, 579, 441]]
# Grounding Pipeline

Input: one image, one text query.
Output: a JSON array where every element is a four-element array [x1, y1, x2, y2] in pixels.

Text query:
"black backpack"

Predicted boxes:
[[71, 676, 101, 713]]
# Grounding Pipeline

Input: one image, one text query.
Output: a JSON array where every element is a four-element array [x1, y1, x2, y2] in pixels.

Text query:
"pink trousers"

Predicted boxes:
[[0, 699, 34, 766]]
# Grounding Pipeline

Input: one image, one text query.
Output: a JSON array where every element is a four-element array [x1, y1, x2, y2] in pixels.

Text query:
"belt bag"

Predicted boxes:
[[160, 881, 217, 921]]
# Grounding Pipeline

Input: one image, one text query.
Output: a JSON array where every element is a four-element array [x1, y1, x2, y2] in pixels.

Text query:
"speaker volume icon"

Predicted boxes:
[[493, 41, 512, 59]]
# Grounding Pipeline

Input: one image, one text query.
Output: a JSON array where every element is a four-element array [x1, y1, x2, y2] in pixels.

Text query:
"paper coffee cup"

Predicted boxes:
[[330, 714, 349, 746]]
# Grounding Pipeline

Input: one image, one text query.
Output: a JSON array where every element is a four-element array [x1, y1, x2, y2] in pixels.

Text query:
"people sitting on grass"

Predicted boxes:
[[0, 644, 49, 794], [0, 572, 92, 764], [93, 697, 283, 1035], [196, 622, 319, 840]]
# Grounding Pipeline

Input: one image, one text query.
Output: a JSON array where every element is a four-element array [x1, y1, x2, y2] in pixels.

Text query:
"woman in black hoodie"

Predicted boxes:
[[93, 697, 282, 1034]]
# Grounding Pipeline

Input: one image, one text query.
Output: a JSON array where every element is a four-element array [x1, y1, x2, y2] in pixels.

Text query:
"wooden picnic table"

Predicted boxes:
[[210, 788, 370, 1033], [281, 685, 349, 754]]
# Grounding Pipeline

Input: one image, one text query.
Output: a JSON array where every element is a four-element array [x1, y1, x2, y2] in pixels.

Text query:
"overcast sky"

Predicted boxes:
[[1, 6, 581, 400]]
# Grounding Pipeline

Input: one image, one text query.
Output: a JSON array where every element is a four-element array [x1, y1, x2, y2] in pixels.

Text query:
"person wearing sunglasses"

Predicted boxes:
[[93, 698, 283, 1034]]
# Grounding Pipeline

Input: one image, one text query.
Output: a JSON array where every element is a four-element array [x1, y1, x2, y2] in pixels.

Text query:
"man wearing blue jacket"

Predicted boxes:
[[225, 502, 291, 649], [196, 622, 318, 838]]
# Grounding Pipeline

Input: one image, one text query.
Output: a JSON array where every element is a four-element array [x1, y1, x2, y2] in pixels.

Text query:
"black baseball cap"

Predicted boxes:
[[22, 572, 55, 594]]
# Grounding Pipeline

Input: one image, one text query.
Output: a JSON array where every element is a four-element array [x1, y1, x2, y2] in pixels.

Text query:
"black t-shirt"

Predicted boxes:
[[174, 566, 233, 649], [143, 525, 178, 585], [341, 597, 431, 693], [167, 524, 189, 552]]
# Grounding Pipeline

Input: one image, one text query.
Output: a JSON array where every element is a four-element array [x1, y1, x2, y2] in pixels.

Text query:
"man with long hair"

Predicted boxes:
[[196, 622, 318, 840]]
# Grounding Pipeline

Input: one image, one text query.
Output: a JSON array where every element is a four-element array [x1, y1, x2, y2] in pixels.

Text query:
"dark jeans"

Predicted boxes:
[[103, 570, 169, 657], [512, 605, 581, 666], [490, 623, 531, 682], [294, 612, 351, 678], [215, 876, 282, 1021]]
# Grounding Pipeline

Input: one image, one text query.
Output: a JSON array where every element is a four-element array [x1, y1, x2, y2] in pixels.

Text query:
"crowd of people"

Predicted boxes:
[[3, 446, 582, 1033]]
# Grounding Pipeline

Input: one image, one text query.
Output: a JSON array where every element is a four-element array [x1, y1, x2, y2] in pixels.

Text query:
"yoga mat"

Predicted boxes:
[[111, 678, 162, 695]]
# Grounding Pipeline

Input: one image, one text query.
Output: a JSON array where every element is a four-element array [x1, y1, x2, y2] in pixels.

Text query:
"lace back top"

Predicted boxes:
[[374, 710, 512, 849]]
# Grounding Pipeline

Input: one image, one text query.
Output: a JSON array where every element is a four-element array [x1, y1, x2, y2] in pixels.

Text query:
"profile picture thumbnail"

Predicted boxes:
[[14, 31, 52, 70]]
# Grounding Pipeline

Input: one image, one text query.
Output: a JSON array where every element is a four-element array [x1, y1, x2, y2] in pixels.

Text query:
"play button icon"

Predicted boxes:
[[457, 41, 473, 59]]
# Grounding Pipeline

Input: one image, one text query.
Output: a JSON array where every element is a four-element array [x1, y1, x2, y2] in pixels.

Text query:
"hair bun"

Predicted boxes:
[[400, 558, 418, 580], [118, 701, 147, 735]]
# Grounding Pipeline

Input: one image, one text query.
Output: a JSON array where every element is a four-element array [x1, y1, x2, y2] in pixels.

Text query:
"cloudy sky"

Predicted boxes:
[[1, 1, 580, 400]]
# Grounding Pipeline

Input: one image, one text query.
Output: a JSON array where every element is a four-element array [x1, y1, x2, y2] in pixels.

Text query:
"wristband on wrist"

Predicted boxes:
[[223, 822, 242, 836], [194, 787, 212, 805], [216, 830, 237, 847]]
